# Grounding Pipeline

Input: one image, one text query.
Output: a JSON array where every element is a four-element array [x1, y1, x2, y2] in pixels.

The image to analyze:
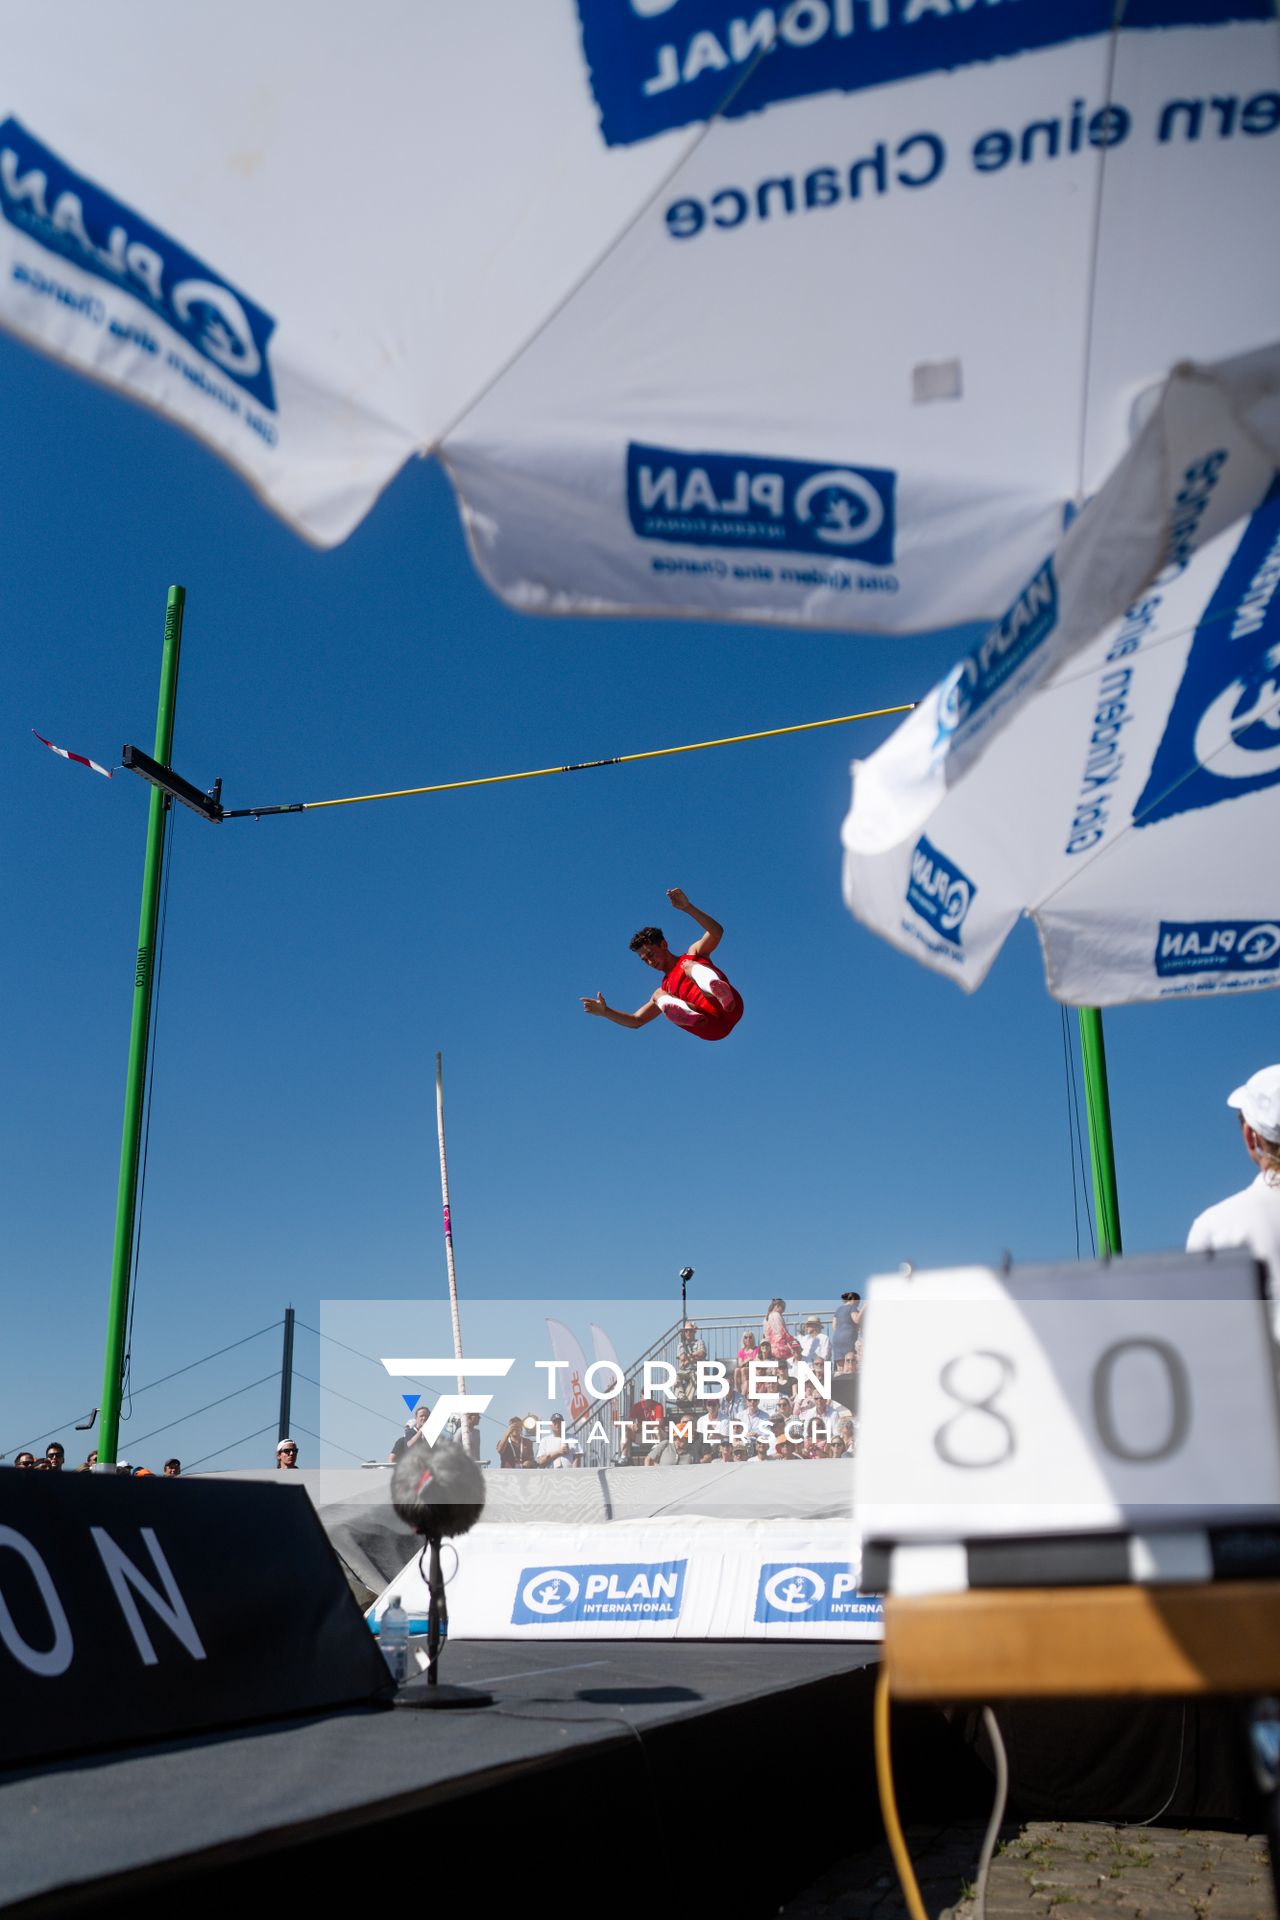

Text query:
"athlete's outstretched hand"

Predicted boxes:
[[581, 990, 610, 1018], [667, 887, 690, 912]]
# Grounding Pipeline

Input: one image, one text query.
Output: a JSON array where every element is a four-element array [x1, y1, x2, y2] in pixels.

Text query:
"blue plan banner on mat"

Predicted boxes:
[[370, 1518, 884, 1641]]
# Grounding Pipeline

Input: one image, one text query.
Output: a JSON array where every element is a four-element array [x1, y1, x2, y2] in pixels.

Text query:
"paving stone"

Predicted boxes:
[[1100, 1871, 1190, 1892], [780, 1821, 1277, 1920], [1033, 1905, 1109, 1920]]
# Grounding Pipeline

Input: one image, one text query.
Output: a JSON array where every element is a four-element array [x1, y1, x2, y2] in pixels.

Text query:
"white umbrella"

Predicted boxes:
[[842, 351, 1280, 1006], [1, 1, 1276, 632], [11, 5, 1273, 1447]]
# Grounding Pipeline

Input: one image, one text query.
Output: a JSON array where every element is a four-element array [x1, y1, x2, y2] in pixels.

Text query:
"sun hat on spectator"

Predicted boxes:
[[1228, 1065, 1280, 1143]]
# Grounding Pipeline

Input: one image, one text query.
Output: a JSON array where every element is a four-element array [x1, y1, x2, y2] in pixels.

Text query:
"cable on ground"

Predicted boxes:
[[874, 1666, 930, 1920]]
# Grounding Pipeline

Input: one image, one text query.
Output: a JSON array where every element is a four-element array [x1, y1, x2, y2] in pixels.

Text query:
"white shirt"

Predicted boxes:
[[799, 1331, 831, 1368], [1187, 1172, 1280, 1306], [537, 1431, 583, 1468]]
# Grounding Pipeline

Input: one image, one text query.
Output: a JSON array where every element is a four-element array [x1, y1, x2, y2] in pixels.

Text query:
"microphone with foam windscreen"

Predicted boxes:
[[391, 1438, 485, 1544], [388, 1441, 490, 1708]]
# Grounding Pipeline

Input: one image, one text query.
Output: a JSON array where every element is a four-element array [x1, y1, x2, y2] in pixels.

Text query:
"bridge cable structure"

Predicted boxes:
[[2, 1318, 286, 1460], [184, 1422, 280, 1471], [115, 1372, 281, 1454], [5, 1317, 388, 1468]]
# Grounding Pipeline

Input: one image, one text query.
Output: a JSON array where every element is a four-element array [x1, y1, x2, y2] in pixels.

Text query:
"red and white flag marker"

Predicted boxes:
[[32, 730, 113, 779]]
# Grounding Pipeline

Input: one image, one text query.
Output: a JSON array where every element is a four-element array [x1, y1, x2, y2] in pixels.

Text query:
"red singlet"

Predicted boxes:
[[655, 954, 744, 1042]]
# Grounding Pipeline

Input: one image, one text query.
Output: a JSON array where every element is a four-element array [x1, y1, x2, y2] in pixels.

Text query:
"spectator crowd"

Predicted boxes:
[[481, 1292, 864, 1469], [7, 1443, 183, 1475], [8, 1435, 309, 1474]]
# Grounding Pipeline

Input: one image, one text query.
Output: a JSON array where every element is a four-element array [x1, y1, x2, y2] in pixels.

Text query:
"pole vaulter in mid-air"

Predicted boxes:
[[581, 889, 744, 1043]]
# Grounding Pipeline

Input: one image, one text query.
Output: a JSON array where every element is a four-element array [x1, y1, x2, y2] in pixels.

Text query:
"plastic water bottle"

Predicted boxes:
[[379, 1595, 409, 1685]]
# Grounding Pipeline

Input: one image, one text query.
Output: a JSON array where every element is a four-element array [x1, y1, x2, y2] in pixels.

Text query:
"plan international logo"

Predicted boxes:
[[906, 834, 975, 948], [753, 1563, 883, 1625], [627, 442, 895, 566], [573, 0, 1267, 148], [1155, 919, 1280, 981], [512, 1561, 687, 1625], [0, 118, 277, 412], [933, 559, 1058, 755], [1136, 480, 1280, 831]]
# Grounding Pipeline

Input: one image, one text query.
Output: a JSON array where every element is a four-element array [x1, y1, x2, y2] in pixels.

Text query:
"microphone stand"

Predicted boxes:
[[392, 1527, 493, 1712], [426, 1533, 446, 1686]]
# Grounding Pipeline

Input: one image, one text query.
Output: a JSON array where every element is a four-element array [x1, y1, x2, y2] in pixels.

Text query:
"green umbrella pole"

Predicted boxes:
[[1078, 1005, 1122, 1257], [97, 586, 186, 1468]]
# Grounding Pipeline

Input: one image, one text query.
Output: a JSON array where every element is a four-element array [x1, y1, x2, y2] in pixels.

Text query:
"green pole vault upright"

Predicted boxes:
[[1077, 1005, 1122, 1258], [97, 586, 186, 1468]]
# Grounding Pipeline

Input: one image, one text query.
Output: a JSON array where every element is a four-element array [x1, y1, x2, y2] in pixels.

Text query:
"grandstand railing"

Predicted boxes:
[[567, 1306, 840, 1467]]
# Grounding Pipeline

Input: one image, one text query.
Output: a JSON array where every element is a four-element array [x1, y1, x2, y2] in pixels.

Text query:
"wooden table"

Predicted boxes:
[[885, 1580, 1280, 1699]]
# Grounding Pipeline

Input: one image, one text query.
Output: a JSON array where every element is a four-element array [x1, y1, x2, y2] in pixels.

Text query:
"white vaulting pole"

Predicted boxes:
[[435, 1052, 466, 1395]]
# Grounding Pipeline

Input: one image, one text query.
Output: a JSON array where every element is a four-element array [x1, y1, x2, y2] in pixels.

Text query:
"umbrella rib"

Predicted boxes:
[[223, 701, 917, 819], [1038, 597, 1242, 699], [1072, 0, 1127, 510], [429, 5, 809, 452]]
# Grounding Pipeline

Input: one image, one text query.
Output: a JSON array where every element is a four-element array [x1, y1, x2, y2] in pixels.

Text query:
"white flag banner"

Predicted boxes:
[[0, 3, 1276, 631], [842, 352, 1280, 1006], [589, 1322, 624, 1391], [545, 1318, 593, 1423]]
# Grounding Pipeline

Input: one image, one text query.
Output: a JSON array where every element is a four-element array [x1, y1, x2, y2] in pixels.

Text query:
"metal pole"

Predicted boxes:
[[435, 1053, 466, 1393], [97, 586, 185, 1468], [278, 1306, 295, 1442], [1078, 1006, 1123, 1256]]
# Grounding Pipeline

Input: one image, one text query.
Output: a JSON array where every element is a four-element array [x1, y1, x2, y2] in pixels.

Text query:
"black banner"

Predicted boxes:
[[0, 1471, 389, 1767]]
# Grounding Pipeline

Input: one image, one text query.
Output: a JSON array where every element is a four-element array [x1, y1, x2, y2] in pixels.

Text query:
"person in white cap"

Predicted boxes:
[[1186, 1065, 1280, 1298]]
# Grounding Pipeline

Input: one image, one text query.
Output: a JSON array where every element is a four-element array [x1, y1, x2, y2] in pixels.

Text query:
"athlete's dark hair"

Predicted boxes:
[[629, 926, 664, 954]]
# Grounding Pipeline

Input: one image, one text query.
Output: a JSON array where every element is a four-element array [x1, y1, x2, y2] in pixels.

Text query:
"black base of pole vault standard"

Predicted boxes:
[[392, 1679, 493, 1710]]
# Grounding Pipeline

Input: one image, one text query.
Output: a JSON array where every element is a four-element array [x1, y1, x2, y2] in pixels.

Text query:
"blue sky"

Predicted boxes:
[[3, 328, 1273, 1471]]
